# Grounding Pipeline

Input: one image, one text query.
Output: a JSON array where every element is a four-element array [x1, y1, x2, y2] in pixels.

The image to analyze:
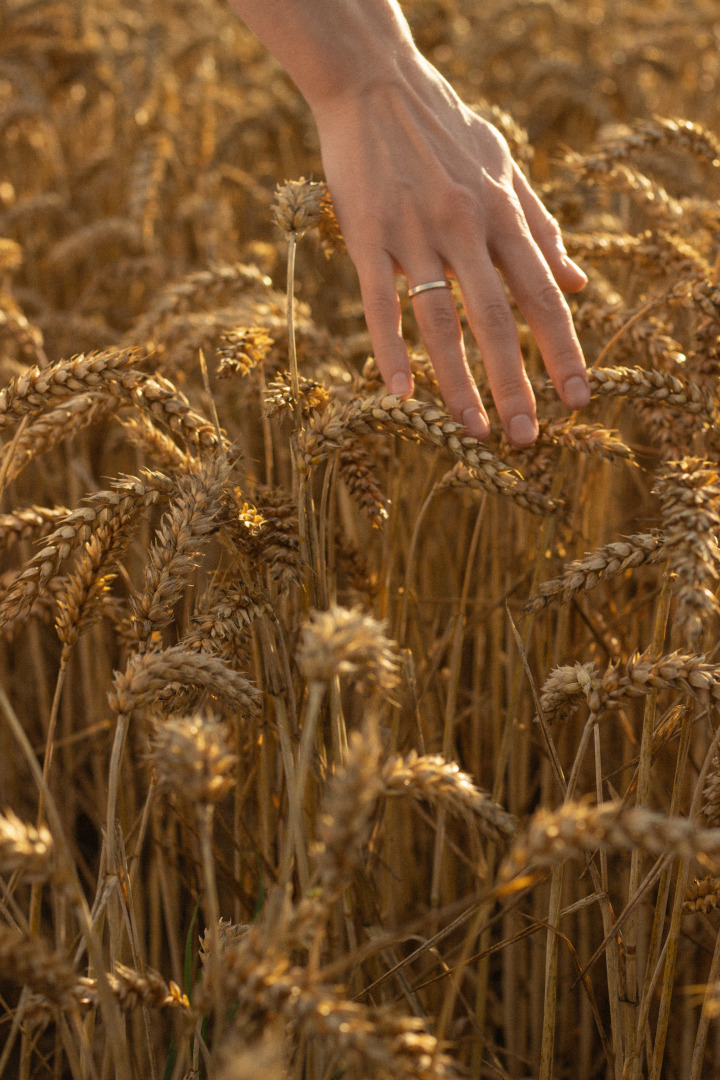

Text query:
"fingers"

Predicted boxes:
[[454, 253, 540, 446], [408, 278, 490, 439], [480, 176, 589, 415], [353, 183, 589, 450], [355, 251, 414, 397], [512, 165, 587, 294], [356, 250, 490, 438]]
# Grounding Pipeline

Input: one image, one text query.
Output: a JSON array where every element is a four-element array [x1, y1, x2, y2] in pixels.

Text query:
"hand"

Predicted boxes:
[[313, 58, 590, 447]]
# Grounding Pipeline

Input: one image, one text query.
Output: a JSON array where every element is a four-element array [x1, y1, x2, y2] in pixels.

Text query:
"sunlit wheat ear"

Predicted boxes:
[[0, 347, 142, 431], [272, 177, 325, 236], [148, 710, 237, 1021], [381, 750, 517, 840], [440, 461, 559, 515], [129, 261, 273, 348], [0, 810, 55, 882], [298, 392, 558, 513], [526, 532, 665, 613], [311, 724, 383, 903], [596, 116, 720, 169], [537, 662, 600, 725], [702, 751, 720, 826], [223, 486, 302, 588], [55, 526, 133, 658], [147, 713, 237, 806], [0, 506, 72, 549], [128, 372, 222, 450], [501, 802, 720, 880], [588, 649, 720, 718], [566, 152, 684, 223], [684, 875, 720, 914], [24, 963, 193, 1029], [565, 228, 710, 277], [0, 391, 117, 488], [107, 647, 259, 879], [296, 605, 400, 690], [181, 583, 273, 657], [0, 302, 46, 368], [586, 366, 718, 422], [132, 455, 229, 650], [128, 130, 174, 248], [216, 325, 274, 379], [317, 184, 345, 255], [0, 469, 174, 626], [110, 644, 261, 718], [338, 441, 389, 528], [264, 370, 331, 417], [0, 929, 82, 1015], [531, 418, 636, 464], [199, 918, 250, 965], [654, 457, 720, 647], [214, 923, 450, 1080], [115, 412, 193, 471]]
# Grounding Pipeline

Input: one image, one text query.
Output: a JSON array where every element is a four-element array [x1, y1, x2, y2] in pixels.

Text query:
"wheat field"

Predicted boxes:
[[2, 0, 720, 1077]]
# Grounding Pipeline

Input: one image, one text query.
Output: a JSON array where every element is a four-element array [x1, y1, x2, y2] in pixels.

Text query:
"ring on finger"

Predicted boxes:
[[408, 279, 452, 298]]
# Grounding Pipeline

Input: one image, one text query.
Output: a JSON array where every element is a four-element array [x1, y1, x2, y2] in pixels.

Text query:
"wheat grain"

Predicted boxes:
[[296, 605, 400, 689], [684, 875, 720, 914], [109, 643, 261, 716], [148, 713, 237, 804], [132, 456, 228, 648], [503, 801, 720, 877], [538, 662, 600, 724], [381, 750, 517, 840], [0, 809, 54, 882], [272, 177, 325, 235], [526, 533, 665, 613], [0, 505, 71, 548], [0, 347, 142, 430], [0, 470, 173, 625]]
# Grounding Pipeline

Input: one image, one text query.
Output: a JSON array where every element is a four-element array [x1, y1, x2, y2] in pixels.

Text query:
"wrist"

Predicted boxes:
[[299, 22, 421, 115], [229, 0, 421, 115]]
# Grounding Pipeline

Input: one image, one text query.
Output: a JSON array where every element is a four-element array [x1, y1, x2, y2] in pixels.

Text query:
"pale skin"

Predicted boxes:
[[229, 0, 590, 446]]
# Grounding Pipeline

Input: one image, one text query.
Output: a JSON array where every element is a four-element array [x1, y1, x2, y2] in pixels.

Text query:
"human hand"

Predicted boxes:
[[313, 57, 590, 447]]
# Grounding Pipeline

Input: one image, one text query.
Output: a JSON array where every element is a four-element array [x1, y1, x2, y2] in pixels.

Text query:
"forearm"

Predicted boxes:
[[227, 0, 419, 111]]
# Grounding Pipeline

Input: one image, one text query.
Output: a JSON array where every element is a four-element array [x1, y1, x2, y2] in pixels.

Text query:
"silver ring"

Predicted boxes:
[[407, 279, 452, 298]]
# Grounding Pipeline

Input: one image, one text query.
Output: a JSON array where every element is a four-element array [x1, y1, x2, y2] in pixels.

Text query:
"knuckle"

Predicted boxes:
[[493, 368, 532, 402], [550, 344, 584, 373], [441, 182, 478, 225], [421, 299, 460, 340], [539, 213, 563, 242], [523, 281, 564, 320], [362, 289, 399, 329], [476, 298, 516, 338]]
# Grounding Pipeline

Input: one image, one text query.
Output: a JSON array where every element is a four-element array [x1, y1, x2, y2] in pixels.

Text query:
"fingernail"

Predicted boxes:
[[462, 407, 489, 440], [390, 372, 413, 397], [509, 414, 538, 446], [564, 375, 590, 409]]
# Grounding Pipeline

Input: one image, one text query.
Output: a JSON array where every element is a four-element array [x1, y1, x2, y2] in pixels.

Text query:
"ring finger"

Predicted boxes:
[[404, 263, 490, 440]]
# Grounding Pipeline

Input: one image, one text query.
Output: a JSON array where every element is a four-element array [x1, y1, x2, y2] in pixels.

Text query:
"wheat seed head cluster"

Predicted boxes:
[[3, 0, 720, 1077]]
